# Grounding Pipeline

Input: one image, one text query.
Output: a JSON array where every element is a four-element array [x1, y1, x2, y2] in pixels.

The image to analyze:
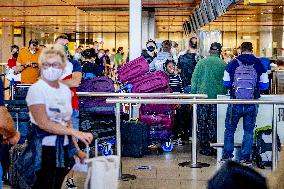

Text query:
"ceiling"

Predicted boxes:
[[0, 0, 200, 34], [0, 0, 282, 35], [202, 0, 284, 33]]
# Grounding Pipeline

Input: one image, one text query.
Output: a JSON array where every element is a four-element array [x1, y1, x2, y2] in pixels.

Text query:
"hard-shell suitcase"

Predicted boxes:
[[121, 121, 148, 158]]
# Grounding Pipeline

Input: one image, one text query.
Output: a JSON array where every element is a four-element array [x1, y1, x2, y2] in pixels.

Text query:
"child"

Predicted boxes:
[[163, 59, 184, 93], [164, 60, 188, 145]]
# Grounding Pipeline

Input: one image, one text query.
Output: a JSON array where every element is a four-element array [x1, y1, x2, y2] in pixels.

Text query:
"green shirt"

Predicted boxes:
[[191, 54, 226, 99], [114, 53, 123, 66]]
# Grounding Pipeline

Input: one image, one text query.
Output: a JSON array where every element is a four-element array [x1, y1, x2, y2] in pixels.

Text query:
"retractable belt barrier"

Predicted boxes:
[[77, 92, 208, 179], [106, 98, 284, 172]]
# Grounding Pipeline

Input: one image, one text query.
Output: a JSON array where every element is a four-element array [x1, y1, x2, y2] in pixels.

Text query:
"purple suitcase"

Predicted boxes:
[[117, 56, 149, 83], [131, 71, 170, 93]]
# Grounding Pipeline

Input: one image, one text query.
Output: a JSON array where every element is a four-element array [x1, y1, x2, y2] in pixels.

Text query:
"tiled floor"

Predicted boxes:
[[2, 144, 271, 189]]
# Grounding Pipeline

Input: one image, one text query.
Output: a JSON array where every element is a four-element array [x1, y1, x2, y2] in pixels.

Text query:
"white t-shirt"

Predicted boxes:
[[26, 79, 72, 146]]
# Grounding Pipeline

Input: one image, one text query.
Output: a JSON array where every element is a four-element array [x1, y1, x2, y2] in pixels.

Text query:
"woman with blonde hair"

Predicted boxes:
[[15, 44, 93, 189]]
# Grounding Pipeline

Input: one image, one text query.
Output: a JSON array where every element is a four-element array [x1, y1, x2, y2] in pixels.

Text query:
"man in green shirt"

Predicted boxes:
[[191, 42, 226, 156], [114, 47, 124, 66]]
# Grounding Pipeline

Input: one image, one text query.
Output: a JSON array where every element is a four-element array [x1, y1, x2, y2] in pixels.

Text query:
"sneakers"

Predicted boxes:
[[240, 160, 253, 167], [173, 138, 184, 146], [66, 178, 77, 189]]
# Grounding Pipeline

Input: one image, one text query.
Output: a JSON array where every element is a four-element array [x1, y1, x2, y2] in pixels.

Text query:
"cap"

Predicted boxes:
[[210, 42, 222, 52]]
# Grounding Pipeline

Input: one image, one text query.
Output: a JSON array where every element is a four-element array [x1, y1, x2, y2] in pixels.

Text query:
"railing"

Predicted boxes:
[[106, 98, 284, 171], [77, 92, 208, 179]]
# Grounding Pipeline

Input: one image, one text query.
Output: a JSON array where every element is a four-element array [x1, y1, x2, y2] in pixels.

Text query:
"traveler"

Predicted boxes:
[[222, 42, 269, 166], [114, 47, 124, 67], [7, 45, 19, 69], [171, 41, 179, 63], [0, 79, 20, 189], [141, 39, 157, 64], [104, 49, 112, 77], [17, 39, 41, 84], [74, 47, 83, 62], [6, 45, 21, 82], [208, 161, 267, 189], [163, 59, 184, 93], [54, 34, 84, 189], [81, 49, 103, 78], [149, 40, 173, 72], [191, 42, 226, 156], [177, 37, 199, 93], [15, 44, 93, 189]]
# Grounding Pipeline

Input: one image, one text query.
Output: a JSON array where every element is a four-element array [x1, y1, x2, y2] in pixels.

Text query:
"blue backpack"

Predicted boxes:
[[233, 59, 258, 99]]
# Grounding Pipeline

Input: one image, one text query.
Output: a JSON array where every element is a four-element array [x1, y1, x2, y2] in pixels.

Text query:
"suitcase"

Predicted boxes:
[[117, 56, 149, 83], [130, 71, 170, 93], [7, 103, 31, 144], [121, 121, 148, 158]]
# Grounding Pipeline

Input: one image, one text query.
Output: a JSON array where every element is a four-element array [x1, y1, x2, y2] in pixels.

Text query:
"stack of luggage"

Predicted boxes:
[[117, 56, 175, 155], [78, 65, 123, 156]]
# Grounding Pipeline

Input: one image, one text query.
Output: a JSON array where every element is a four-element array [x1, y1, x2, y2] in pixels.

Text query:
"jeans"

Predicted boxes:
[[197, 104, 217, 151], [0, 162, 2, 189], [184, 86, 191, 94], [223, 104, 258, 161], [71, 110, 79, 130]]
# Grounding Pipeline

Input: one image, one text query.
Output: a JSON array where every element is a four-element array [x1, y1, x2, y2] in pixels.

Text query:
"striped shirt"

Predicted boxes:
[[169, 74, 184, 93]]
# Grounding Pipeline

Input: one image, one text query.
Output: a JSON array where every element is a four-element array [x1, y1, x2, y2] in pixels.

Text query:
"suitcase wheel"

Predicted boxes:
[[162, 141, 174, 152]]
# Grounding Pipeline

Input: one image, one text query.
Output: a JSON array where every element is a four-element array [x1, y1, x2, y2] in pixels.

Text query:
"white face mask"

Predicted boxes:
[[98, 53, 103, 59], [42, 67, 63, 81], [74, 53, 81, 60]]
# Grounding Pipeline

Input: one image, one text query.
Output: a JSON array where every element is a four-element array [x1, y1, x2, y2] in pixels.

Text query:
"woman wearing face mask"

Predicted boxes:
[[14, 44, 93, 189], [6, 45, 22, 82], [141, 39, 157, 64]]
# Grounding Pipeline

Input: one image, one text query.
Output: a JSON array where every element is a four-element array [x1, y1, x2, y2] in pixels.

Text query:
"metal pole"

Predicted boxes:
[[115, 102, 122, 178], [191, 98, 198, 167], [272, 104, 278, 170]]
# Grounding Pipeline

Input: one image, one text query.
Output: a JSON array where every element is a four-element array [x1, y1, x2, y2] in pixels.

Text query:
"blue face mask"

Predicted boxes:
[[64, 44, 69, 53], [147, 46, 155, 52]]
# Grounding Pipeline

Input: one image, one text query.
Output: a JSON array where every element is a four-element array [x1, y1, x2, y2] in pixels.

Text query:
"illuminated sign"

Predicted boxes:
[[244, 0, 267, 5]]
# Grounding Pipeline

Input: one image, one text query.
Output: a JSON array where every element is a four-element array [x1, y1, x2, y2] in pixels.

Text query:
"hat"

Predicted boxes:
[[210, 42, 222, 52]]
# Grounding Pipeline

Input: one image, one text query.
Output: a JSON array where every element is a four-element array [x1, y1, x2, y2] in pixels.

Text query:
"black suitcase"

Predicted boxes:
[[121, 121, 148, 158]]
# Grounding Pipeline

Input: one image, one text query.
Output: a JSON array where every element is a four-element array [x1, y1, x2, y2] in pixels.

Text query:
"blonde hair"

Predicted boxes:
[[39, 44, 67, 66]]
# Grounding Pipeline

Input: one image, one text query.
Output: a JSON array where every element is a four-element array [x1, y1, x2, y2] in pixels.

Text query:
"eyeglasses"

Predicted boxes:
[[42, 62, 62, 68]]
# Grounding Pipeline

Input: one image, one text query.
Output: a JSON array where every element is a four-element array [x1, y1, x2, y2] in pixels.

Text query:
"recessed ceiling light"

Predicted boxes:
[[253, 15, 256, 17], [261, 12, 264, 15], [247, 17, 250, 19], [268, 10, 271, 12], [22, 22, 24, 24], [2, 18, 6, 20], [51, 18, 53, 20], [279, 6, 283, 8], [30, 22, 32, 24]]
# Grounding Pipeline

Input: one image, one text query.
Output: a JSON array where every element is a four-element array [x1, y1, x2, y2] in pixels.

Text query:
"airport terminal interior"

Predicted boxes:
[[0, 0, 284, 189]]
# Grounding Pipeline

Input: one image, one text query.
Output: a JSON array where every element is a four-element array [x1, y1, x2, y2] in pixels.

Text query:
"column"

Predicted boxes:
[[148, 11, 156, 40], [0, 24, 13, 63], [129, 0, 142, 61], [142, 11, 157, 49], [272, 6, 284, 58]]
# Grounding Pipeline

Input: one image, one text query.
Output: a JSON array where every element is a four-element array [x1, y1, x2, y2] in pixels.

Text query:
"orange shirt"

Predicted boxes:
[[17, 47, 41, 84]]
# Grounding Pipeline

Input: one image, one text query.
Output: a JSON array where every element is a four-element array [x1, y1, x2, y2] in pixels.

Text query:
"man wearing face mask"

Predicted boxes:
[[54, 34, 83, 189], [17, 39, 41, 84], [141, 39, 157, 64]]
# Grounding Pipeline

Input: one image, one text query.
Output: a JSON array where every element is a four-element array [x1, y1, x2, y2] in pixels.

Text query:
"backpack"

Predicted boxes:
[[117, 56, 149, 83], [252, 125, 281, 169], [233, 59, 258, 99]]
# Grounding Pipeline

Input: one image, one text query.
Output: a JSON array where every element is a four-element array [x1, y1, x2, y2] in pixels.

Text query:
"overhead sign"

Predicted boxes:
[[244, 0, 267, 5]]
